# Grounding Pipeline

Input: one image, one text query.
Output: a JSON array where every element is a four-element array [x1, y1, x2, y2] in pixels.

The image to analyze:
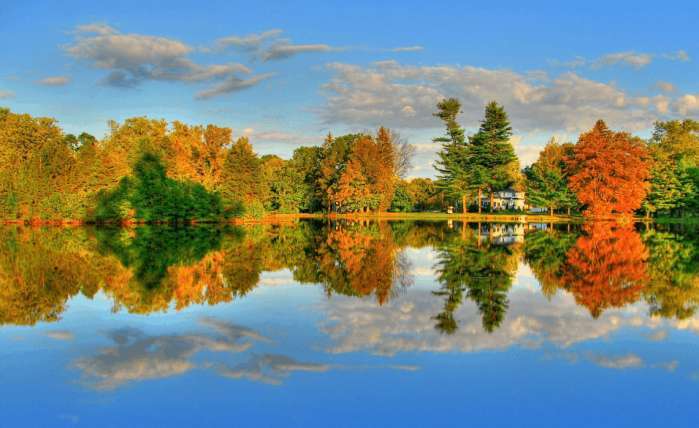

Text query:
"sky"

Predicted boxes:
[[1, 0, 697, 177]]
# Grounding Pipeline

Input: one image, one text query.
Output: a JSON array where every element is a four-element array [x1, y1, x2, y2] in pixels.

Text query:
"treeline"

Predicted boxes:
[[0, 107, 416, 222], [2, 103, 697, 221], [433, 98, 699, 217]]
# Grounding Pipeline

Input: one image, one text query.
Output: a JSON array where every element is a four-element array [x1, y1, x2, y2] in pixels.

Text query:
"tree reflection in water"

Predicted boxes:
[[433, 222, 519, 334], [0, 220, 698, 332]]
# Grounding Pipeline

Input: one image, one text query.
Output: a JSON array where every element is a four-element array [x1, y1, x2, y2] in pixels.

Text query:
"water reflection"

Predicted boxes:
[[0, 220, 698, 331], [4, 220, 699, 427]]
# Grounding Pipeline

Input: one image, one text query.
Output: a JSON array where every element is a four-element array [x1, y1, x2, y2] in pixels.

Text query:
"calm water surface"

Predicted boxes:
[[1, 220, 698, 427]]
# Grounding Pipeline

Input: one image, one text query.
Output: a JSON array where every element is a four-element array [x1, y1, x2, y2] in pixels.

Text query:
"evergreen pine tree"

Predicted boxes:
[[469, 101, 518, 210]]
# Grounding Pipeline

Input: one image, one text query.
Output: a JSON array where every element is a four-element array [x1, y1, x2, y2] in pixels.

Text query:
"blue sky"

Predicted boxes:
[[1, 0, 697, 176]]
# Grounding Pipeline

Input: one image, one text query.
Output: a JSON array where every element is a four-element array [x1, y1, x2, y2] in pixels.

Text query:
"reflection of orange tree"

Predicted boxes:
[[315, 222, 411, 305], [561, 222, 648, 318]]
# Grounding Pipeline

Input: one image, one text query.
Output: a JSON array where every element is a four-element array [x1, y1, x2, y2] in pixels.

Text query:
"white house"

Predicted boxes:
[[479, 188, 526, 211]]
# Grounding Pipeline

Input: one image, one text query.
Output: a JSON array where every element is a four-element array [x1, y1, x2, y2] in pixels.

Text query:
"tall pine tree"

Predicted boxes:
[[433, 98, 471, 213], [469, 101, 519, 210]]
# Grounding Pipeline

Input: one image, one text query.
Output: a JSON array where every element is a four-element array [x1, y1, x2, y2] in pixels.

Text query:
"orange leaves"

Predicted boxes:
[[566, 120, 650, 217], [562, 221, 648, 317], [323, 224, 398, 305], [324, 129, 399, 213]]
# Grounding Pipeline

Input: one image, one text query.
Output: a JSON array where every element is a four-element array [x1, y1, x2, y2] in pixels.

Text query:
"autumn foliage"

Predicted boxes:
[[566, 120, 650, 217], [561, 222, 649, 317]]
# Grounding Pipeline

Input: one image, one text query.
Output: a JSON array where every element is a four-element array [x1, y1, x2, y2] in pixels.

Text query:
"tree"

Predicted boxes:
[[469, 101, 519, 211], [289, 146, 324, 212], [390, 180, 413, 212], [320, 130, 401, 213], [407, 178, 443, 211], [652, 119, 699, 167], [219, 136, 264, 215], [94, 152, 226, 223], [645, 120, 699, 217], [0, 108, 83, 220], [566, 120, 650, 217], [525, 139, 578, 215], [266, 160, 310, 213], [433, 98, 472, 213], [643, 145, 694, 217], [329, 157, 374, 212], [318, 133, 358, 212]]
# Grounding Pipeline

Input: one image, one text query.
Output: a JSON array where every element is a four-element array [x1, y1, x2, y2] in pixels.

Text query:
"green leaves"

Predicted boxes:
[[94, 153, 226, 223]]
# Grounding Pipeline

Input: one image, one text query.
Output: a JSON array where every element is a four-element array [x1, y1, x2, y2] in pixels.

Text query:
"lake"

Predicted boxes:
[[1, 220, 698, 427]]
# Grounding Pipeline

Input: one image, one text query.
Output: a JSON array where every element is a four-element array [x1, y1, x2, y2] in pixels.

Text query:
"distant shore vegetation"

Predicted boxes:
[[0, 104, 696, 224]]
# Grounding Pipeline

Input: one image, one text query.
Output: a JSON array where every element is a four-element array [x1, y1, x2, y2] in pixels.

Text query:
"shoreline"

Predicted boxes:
[[2, 212, 694, 226]]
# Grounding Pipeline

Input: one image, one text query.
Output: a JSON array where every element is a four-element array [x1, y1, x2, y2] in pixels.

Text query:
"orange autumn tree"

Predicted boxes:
[[561, 221, 649, 317], [566, 120, 650, 217], [324, 128, 399, 213]]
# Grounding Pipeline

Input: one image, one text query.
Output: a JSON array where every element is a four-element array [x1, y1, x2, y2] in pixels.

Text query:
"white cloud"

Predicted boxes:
[[653, 95, 671, 114], [673, 94, 699, 115], [656, 81, 676, 93], [261, 41, 337, 61], [391, 46, 424, 52], [214, 29, 339, 62], [0, 90, 14, 99], [74, 23, 117, 35], [215, 29, 283, 51], [554, 50, 690, 70], [65, 23, 258, 98], [38, 76, 70, 86], [321, 60, 657, 133], [592, 51, 653, 69], [195, 72, 274, 99], [515, 143, 546, 167], [663, 49, 690, 62], [247, 130, 321, 146]]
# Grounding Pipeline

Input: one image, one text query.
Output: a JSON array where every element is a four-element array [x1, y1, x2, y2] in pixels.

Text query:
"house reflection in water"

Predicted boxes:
[[477, 223, 525, 245]]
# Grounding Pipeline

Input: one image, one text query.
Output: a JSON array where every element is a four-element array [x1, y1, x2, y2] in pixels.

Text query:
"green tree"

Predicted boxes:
[[390, 180, 413, 212], [95, 152, 227, 223], [433, 98, 472, 213], [524, 139, 578, 215], [219, 136, 264, 216], [469, 101, 519, 210], [646, 120, 699, 217], [289, 146, 324, 212]]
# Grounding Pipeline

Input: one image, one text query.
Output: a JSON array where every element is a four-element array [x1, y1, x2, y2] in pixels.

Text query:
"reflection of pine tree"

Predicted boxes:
[[467, 276, 510, 333], [433, 269, 465, 335], [434, 224, 517, 334]]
